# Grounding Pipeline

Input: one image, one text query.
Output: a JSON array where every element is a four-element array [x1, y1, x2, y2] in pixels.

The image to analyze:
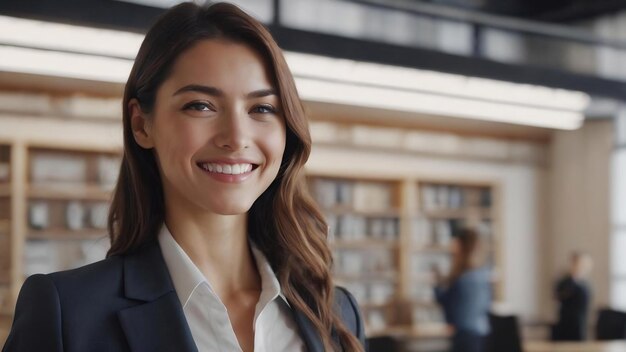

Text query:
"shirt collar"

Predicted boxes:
[[157, 225, 288, 308], [250, 245, 289, 306], [158, 225, 206, 308]]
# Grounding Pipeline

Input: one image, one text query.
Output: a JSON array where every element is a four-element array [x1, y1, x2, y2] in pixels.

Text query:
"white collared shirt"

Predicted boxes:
[[157, 226, 306, 352]]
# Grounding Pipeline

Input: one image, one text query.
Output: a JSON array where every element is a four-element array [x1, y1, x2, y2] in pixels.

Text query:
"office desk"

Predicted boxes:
[[526, 341, 626, 352]]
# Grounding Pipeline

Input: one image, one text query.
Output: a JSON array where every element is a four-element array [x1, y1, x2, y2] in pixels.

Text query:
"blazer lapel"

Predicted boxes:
[[117, 241, 198, 352], [291, 307, 325, 352]]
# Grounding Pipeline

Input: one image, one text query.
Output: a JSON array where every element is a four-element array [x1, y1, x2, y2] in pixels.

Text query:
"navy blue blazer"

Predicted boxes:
[[2, 240, 366, 352]]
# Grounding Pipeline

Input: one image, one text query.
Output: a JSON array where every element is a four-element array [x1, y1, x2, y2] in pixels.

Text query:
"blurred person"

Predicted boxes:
[[433, 228, 492, 352], [2, 3, 365, 352], [551, 251, 593, 341]]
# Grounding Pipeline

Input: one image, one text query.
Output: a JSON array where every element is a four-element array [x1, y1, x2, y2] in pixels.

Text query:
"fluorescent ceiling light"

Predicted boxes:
[[113, 0, 183, 8], [0, 15, 143, 58], [0, 15, 589, 130], [285, 52, 588, 130], [0, 45, 133, 83], [285, 52, 590, 112], [295, 77, 583, 130]]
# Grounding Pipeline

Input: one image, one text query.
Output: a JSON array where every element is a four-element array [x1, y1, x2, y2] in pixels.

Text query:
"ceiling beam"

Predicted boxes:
[[1, 0, 625, 100]]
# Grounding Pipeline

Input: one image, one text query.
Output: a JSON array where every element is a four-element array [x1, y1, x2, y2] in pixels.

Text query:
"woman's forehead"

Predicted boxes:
[[164, 39, 274, 92]]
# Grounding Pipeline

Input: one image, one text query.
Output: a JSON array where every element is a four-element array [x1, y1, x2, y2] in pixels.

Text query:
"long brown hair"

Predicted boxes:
[[447, 228, 484, 284], [106, 2, 362, 351]]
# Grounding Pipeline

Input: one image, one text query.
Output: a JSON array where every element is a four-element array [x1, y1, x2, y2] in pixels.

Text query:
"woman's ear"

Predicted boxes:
[[129, 98, 154, 149]]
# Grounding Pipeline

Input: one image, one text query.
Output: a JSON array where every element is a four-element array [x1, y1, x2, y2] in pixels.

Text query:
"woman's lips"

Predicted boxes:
[[196, 161, 258, 183]]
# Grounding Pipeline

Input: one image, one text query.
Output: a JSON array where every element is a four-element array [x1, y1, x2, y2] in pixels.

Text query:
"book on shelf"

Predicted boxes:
[[341, 282, 395, 307], [311, 178, 395, 213], [352, 182, 393, 212], [30, 150, 121, 192], [421, 183, 492, 211], [96, 155, 121, 191], [28, 199, 111, 232], [334, 249, 395, 276], [31, 152, 87, 185]]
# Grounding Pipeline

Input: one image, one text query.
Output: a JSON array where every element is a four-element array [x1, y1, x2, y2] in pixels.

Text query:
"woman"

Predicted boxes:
[[433, 228, 491, 352], [3, 3, 365, 352]]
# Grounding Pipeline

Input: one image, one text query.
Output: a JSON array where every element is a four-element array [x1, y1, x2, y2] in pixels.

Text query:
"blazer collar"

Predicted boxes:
[[290, 307, 325, 352], [123, 240, 174, 301], [117, 240, 327, 352], [118, 240, 198, 352]]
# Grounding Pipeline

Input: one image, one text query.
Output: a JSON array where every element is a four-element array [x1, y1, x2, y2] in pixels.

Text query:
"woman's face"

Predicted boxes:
[[132, 39, 286, 216]]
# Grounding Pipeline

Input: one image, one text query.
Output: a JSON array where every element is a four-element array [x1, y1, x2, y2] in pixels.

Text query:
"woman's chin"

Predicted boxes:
[[209, 202, 253, 216]]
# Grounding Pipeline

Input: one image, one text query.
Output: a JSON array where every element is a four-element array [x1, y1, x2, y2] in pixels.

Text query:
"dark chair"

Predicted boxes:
[[595, 308, 626, 340], [366, 335, 400, 352], [485, 313, 523, 352]]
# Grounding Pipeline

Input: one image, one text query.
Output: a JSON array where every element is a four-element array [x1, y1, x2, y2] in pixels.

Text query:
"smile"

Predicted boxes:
[[197, 162, 256, 175]]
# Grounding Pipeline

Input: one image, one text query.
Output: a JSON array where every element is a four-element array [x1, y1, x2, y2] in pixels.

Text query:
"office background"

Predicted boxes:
[[1, 0, 626, 350]]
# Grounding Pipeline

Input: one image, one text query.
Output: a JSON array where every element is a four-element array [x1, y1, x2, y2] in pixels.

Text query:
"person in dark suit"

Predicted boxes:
[[551, 251, 593, 341], [433, 228, 492, 352], [2, 3, 366, 351]]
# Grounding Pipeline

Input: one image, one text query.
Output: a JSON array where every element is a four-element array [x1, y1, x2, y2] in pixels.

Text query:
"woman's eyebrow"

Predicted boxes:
[[246, 88, 276, 99], [172, 85, 276, 99], [173, 84, 223, 97]]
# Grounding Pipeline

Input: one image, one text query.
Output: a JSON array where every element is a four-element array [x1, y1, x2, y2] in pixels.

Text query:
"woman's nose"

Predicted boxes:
[[214, 109, 249, 151]]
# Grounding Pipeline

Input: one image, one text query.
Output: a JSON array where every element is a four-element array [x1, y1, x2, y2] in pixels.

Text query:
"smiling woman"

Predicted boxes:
[[2, 3, 366, 352], [129, 39, 287, 217]]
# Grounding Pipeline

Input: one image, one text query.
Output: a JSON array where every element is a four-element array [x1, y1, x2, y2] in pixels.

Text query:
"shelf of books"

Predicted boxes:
[[22, 147, 120, 280], [308, 175, 501, 337], [408, 182, 499, 333], [0, 140, 502, 343], [309, 177, 403, 334]]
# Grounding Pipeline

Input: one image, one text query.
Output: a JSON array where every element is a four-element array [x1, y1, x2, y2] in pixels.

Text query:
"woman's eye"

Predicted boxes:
[[183, 102, 213, 112], [251, 104, 276, 114]]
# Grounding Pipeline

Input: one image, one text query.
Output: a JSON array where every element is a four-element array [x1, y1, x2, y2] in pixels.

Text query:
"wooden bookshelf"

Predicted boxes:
[[334, 272, 399, 282], [27, 184, 113, 201], [330, 239, 398, 249], [309, 176, 404, 335], [27, 228, 108, 241], [411, 181, 500, 333], [21, 147, 119, 278], [421, 208, 493, 220], [308, 175, 502, 337], [0, 140, 503, 341], [411, 245, 452, 253], [0, 143, 121, 323], [322, 205, 401, 218]]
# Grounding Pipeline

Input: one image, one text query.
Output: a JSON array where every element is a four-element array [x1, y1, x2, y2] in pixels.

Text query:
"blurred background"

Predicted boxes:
[[1, 0, 626, 351]]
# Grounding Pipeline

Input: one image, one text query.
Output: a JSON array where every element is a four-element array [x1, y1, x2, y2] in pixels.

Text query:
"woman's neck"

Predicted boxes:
[[164, 209, 261, 298]]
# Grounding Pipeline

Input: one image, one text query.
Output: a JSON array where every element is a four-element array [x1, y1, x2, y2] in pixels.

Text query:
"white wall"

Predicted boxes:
[[544, 120, 613, 321]]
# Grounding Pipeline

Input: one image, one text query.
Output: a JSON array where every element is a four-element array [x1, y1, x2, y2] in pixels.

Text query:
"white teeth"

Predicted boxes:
[[199, 163, 253, 175]]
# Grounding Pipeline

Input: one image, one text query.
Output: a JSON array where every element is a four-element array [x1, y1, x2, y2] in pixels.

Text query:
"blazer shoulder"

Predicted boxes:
[[3, 274, 64, 351], [38, 256, 124, 303], [334, 286, 366, 344], [46, 254, 124, 290]]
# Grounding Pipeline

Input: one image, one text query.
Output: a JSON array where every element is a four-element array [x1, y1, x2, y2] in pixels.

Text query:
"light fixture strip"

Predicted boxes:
[[0, 15, 589, 130]]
